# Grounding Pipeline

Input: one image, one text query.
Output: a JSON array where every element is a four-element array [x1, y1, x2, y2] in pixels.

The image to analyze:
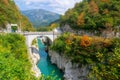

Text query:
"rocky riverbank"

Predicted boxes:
[[49, 50, 89, 80], [28, 45, 41, 77]]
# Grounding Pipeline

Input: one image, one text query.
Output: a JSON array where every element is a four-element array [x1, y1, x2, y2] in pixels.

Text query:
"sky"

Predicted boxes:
[[14, 0, 82, 14]]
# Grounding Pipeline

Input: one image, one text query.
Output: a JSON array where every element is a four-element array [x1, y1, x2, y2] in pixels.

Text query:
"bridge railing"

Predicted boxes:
[[17, 31, 61, 35]]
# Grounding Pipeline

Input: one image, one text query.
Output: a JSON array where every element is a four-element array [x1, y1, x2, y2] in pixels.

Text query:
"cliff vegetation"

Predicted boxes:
[[0, 0, 34, 31], [51, 33, 120, 80], [60, 0, 120, 31]]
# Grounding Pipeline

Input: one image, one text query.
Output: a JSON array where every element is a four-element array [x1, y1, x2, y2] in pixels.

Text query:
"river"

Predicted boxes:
[[37, 38, 63, 80]]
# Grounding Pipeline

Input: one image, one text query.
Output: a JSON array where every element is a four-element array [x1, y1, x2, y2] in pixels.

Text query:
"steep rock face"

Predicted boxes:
[[61, 24, 120, 38], [29, 45, 41, 77], [49, 50, 89, 80]]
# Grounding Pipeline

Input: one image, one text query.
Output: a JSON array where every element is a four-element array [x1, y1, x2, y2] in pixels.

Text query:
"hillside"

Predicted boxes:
[[21, 9, 60, 28], [0, 34, 36, 80], [0, 0, 34, 31], [52, 0, 120, 79], [60, 0, 120, 30]]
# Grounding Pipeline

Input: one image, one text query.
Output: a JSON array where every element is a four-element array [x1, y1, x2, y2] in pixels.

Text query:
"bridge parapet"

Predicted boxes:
[[17, 32, 61, 35], [16, 31, 62, 48]]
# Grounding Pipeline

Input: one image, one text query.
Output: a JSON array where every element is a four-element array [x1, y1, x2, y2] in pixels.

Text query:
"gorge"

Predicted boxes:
[[29, 36, 64, 80], [0, 0, 120, 80]]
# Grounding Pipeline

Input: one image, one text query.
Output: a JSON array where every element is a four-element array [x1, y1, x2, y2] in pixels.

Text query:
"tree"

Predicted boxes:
[[0, 34, 36, 80], [3, 0, 9, 5], [77, 12, 85, 27], [0, 0, 35, 31], [88, 0, 99, 15], [60, 0, 120, 30]]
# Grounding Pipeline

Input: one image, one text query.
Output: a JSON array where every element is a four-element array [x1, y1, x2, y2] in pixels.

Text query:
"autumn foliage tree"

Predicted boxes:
[[51, 33, 120, 80], [101, 0, 109, 3], [77, 12, 85, 27], [60, 0, 120, 30], [80, 35, 91, 47], [3, 0, 9, 5], [88, 0, 99, 15], [0, 0, 34, 31]]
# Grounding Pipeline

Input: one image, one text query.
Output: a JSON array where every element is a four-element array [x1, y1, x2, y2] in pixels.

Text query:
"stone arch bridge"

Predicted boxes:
[[19, 32, 61, 47]]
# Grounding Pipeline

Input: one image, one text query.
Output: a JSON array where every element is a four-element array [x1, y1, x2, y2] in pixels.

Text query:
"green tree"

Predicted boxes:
[[0, 0, 34, 31], [0, 34, 36, 80], [60, 0, 120, 30], [51, 33, 120, 80]]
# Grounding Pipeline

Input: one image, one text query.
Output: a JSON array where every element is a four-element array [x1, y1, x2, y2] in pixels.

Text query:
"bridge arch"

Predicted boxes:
[[41, 36, 52, 46], [24, 32, 59, 48]]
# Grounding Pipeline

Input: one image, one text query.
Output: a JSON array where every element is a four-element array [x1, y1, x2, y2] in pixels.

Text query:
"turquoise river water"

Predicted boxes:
[[37, 38, 63, 80]]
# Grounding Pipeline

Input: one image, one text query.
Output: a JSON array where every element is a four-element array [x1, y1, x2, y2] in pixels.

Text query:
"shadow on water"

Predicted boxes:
[[37, 38, 64, 80]]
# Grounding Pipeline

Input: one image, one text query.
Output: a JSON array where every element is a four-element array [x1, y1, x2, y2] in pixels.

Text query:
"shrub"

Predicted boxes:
[[0, 34, 36, 80], [51, 33, 120, 80], [80, 35, 91, 47]]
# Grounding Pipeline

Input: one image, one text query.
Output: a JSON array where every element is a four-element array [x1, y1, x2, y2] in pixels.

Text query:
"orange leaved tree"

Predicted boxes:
[[80, 35, 91, 47]]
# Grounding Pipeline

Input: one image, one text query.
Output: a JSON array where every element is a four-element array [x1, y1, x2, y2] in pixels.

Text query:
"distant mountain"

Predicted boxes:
[[21, 9, 60, 28]]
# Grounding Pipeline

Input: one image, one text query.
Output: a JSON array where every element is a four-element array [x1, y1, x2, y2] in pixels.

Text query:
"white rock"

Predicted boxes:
[[29, 45, 41, 78], [49, 50, 89, 80]]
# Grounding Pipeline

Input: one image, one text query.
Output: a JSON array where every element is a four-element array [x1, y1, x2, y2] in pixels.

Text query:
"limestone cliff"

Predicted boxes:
[[49, 50, 89, 80], [29, 45, 41, 77], [60, 24, 120, 38]]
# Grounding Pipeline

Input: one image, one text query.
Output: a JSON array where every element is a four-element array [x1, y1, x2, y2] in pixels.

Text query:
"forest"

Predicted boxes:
[[0, 0, 120, 80], [0, 34, 36, 80], [60, 0, 120, 30], [51, 0, 120, 79], [51, 33, 120, 80], [0, 0, 34, 31], [0, 34, 62, 80]]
